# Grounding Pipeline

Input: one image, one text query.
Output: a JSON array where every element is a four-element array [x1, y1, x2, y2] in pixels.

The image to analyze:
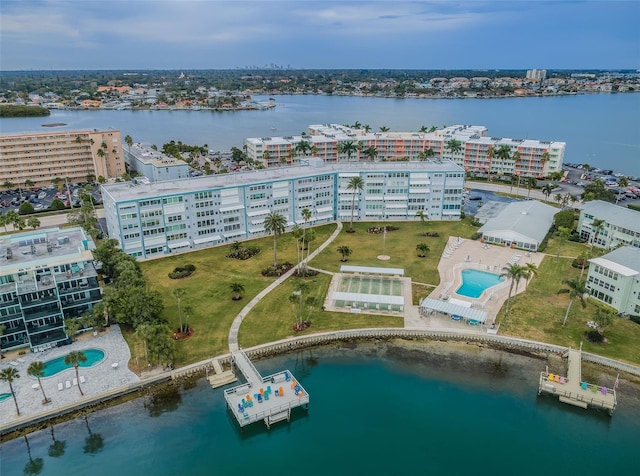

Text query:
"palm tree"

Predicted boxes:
[[500, 263, 527, 315], [415, 210, 429, 235], [485, 146, 495, 172], [495, 144, 512, 164], [362, 146, 378, 161], [416, 243, 430, 257], [27, 217, 40, 230], [64, 351, 87, 396], [96, 148, 105, 160], [556, 226, 571, 257], [124, 134, 133, 153], [379, 126, 390, 132], [337, 140, 358, 161], [593, 307, 614, 336], [3, 180, 15, 193], [523, 262, 538, 289], [263, 211, 287, 268], [557, 277, 588, 326], [229, 282, 245, 301], [591, 218, 605, 248], [295, 140, 312, 157], [172, 288, 186, 333], [445, 139, 463, 156], [300, 207, 312, 273], [25, 179, 35, 190], [346, 176, 364, 232], [541, 183, 554, 201], [337, 245, 352, 262], [525, 176, 537, 199], [0, 367, 21, 415], [27, 361, 50, 404], [418, 148, 435, 161]]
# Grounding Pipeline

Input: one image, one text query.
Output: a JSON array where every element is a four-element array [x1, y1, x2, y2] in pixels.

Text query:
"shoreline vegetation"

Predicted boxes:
[[2, 333, 639, 443], [0, 105, 50, 117]]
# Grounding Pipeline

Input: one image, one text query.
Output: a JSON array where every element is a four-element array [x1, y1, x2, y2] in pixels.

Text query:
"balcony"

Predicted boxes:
[[29, 329, 68, 347], [27, 321, 65, 335]]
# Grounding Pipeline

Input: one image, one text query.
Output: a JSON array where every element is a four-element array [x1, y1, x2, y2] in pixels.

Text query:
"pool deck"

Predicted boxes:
[[0, 325, 139, 425]]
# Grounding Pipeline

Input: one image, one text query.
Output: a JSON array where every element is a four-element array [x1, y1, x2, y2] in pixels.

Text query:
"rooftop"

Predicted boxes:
[[478, 200, 557, 244], [127, 143, 185, 167], [0, 227, 96, 275], [590, 246, 640, 277], [101, 160, 464, 202], [581, 200, 640, 232]]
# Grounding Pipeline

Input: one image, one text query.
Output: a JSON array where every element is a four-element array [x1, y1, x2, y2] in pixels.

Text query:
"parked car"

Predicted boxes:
[[38, 192, 47, 200], [34, 203, 45, 210]]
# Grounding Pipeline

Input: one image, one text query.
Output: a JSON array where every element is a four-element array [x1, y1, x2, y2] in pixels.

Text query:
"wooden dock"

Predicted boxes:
[[207, 359, 237, 388], [223, 350, 310, 428], [538, 347, 617, 414]]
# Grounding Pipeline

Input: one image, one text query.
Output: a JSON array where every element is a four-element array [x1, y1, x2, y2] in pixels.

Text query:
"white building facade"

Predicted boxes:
[[101, 160, 465, 259], [577, 200, 640, 249], [124, 143, 190, 182], [244, 124, 564, 178], [586, 247, 640, 315]]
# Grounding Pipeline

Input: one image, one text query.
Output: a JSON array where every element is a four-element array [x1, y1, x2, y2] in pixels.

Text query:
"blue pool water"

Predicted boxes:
[[41, 349, 106, 377], [0, 393, 12, 402], [456, 269, 504, 298]]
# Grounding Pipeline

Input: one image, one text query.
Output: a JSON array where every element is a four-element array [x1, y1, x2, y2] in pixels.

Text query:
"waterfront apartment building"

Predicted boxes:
[[244, 124, 564, 178], [0, 129, 125, 188], [101, 160, 465, 259], [0, 227, 101, 352], [586, 247, 640, 315], [577, 200, 640, 249], [124, 143, 190, 182], [526, 69, 547, 81]]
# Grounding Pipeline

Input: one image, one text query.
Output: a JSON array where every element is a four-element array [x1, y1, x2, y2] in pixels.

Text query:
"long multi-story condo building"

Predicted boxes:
[[577, 200, 640, 249], [102, 159, 465, 259], [0, 129, 125, 188], [244, 124, 564, 178], [0, 227, 101, 352]]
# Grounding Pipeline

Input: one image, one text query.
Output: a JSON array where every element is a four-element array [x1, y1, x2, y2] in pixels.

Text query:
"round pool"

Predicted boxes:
[[456, 269, 504, 298], [40, 348, 106, 377]]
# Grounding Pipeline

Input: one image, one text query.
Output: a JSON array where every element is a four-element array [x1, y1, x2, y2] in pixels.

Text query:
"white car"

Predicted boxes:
[[34, 203, 45, 210], [38, 192, 47, 200]]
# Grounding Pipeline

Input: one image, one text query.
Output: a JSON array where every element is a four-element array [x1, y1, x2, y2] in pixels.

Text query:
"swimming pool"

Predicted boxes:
[[0, 393, 12, 402], [41, 348, 106, 377], [456, 269, 504, 298]]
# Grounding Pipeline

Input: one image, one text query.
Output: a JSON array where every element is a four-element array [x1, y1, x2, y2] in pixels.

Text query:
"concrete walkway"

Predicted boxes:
[[227, 221, 344, 352]]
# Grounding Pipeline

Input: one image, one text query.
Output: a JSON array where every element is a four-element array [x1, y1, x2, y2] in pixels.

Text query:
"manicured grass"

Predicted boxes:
[[238, 273, 403, 348], [497, 256, 640, 365], [139, 224, 337, 365], [311, 219, 479, 285]]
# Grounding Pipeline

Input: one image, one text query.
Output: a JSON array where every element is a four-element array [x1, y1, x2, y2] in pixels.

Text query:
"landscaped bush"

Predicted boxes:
[[261, 262, 293, 277], [629, 315, 640, 326], [227, 246, 260, 260], [168, 264, 196, 279], [585, 330, 604, 343], [367, 225, 399, 234], [471, 232, 483, 240], [293, 268, 319, 278]]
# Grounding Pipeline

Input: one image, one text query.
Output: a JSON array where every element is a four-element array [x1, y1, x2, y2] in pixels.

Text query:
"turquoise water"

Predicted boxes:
[[0, 94, 637, 176], [0, 393, 11, 402], [41, 349, 105, 377], [456, 269, 504, 298], [0, 345, 637, 475]]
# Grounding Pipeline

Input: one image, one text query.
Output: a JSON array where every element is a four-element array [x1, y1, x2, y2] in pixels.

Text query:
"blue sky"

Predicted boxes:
[[1, 0, 638, 70]]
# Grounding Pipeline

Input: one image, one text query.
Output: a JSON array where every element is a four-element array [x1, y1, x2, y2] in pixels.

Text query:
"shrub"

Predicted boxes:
[[168, 264, 196, 279], [261, 262, 293, 277], [628, 315, 640, 325], [585, 330, 604, 343], [471, 232, 483, 240]]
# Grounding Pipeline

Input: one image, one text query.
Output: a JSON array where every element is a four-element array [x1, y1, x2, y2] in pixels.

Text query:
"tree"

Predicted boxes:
[[3, 180, 14, 192], [230, 282, 245, 300], [500, 263, 527, 315], [554, 193, 563, 205], [591, 218, 605, 248], [263, 211, 287, 268], [362, 146, 378, 161], [172, 288, 186, 333], [0, 367, 21, 416], [525, 176, 537, 199], [27, 217, 40, 230], [27, 361, 50, 404], [295, 140, 312, 157], [557, 277, 588, 326], [418, 148, 435, 161], [524, 262, 538, 289], [96, 148, 105, 160], [64, 351, 87, 396], [24, 179, 35, 189], [541, 183, 554, 200], [337, 140, 358, 161], [556, 226, 571, 257], [337, 245, 352, 262], [445, 139, 463, 155], [300, 207, 312, 273], [593, 307, 615, 336], [415, 210, 429, 235], [124, 134, 133, 153], [141, 323, 175, 366], [64, 317, 82, 340], [582, 180, 615, 203], [50, 198, 66, 210], [379, 125, 390, 132], [416, 243, 430, 257], [19, 201, 35, 215], [289, 281, 317, 329], [346, 176, 365, 232]]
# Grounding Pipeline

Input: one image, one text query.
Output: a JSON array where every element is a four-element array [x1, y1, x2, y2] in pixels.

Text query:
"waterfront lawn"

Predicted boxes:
[[238, 273, 403, 348], [311, 219, 479, 286], [497, 256, 640, 365], [139, 224, 337, 365]]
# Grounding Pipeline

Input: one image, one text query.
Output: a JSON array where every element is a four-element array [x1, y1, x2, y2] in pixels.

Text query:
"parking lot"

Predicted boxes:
[[0, 183, 102, 215]]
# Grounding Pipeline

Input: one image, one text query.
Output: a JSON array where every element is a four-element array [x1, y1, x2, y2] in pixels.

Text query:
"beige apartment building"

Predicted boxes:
[[0, 129, 125, 188]]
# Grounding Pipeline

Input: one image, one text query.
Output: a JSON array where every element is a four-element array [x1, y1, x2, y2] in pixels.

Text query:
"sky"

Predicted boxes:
[[1, 0, 639, 71]]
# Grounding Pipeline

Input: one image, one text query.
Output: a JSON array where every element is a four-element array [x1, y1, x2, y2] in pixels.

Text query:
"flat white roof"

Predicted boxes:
[[340, 265, 405, 276], [420, 298, 488, 323]]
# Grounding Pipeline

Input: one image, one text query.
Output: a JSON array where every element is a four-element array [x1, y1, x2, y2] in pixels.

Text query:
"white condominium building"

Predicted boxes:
[[586, 247, 640, 315], [124, 143, 190, 182], [0, 129, 125, 187], [244, 124, 564, 178], [101, 159, 465, 259], [578, 200, 640, 249]]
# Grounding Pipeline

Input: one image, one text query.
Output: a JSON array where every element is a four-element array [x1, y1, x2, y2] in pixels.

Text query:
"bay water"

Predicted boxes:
[[1, 343, 637, 475], [0, 94, 638, 176]]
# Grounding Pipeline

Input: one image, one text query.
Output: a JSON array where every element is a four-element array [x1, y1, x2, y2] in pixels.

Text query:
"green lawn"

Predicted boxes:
[[238, 273, 403, 348], [497, 256, 640, 365], [139, 224, 337, 365]]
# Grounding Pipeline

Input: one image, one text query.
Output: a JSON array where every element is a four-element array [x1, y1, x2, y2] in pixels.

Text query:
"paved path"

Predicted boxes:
[[227, 221, 344, 352]]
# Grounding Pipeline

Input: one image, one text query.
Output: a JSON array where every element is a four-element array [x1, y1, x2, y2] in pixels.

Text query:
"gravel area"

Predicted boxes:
[[0, 325, 139, 425]]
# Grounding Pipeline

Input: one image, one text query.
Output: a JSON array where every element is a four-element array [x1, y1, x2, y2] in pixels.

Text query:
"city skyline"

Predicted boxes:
[[1, 1, 639, 71]]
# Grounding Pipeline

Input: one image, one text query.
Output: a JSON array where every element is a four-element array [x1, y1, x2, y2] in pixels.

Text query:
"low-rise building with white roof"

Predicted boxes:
[[577, 200, 640, 249], [586, 246, 640, 314]]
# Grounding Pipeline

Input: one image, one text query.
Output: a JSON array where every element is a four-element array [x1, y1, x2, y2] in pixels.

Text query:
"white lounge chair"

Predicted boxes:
[[73, 378, 78, 386], [80, 376, 86, 384], [65, 381, 71, 389], [58, 382, 64, 391]]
